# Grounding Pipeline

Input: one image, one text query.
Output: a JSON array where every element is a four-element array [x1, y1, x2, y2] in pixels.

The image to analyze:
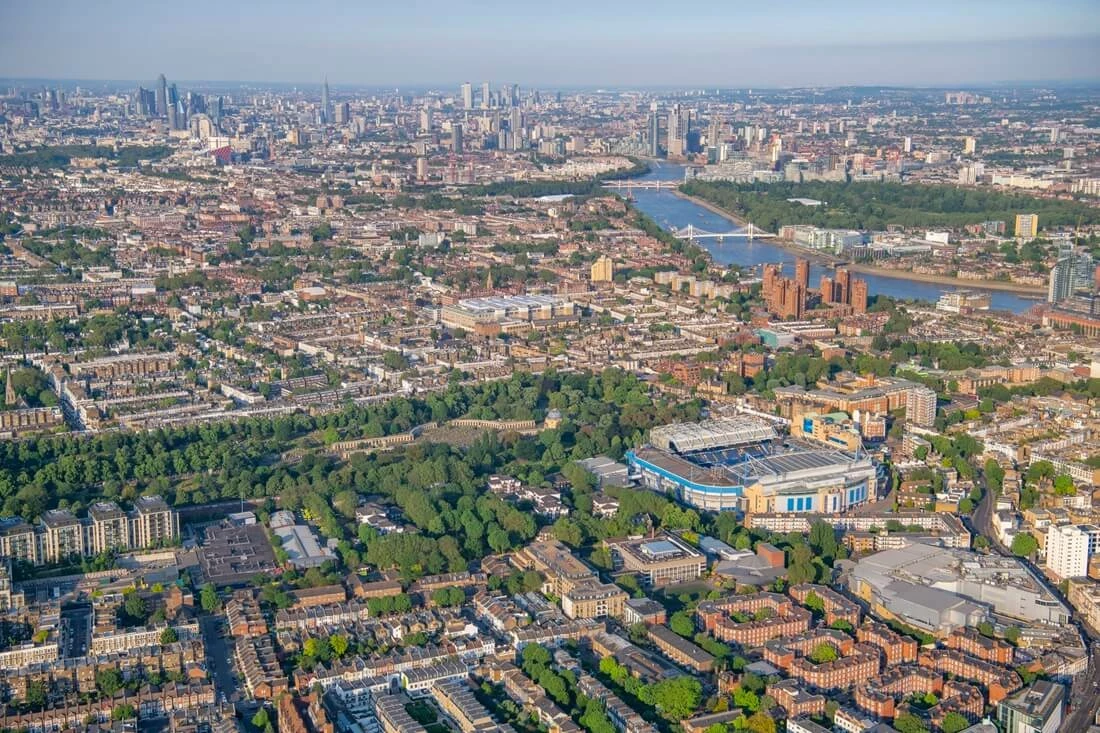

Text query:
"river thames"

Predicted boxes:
[[627, 163, 1039, 314]]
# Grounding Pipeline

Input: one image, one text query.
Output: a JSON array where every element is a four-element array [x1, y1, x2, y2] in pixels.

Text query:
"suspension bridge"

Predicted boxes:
[[672, 223, 774, 241]]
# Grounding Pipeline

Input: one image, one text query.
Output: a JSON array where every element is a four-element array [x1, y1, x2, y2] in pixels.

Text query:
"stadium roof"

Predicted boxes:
[[650, 417, 777, 454]]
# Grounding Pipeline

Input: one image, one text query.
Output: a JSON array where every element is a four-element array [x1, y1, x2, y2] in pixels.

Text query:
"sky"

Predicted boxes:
[[1, 0, 1098, 88]]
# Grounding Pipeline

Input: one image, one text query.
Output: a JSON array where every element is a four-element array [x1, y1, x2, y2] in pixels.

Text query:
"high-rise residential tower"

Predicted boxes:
[[460, 82, 473, 110]]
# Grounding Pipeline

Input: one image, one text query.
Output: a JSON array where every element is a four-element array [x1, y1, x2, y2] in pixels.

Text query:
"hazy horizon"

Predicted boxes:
[[1, 0, 1099, 88]]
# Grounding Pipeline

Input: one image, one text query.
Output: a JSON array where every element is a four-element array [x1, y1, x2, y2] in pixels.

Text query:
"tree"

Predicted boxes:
[[808, 520, 838, 561], [252, 707, 270, 729], [25, 679, 47, 708], [786, 542, 818, 584], [744, 712, 777, 733], [160, 627, 178, 644], [1004, 626, 1021, 645], [112, 703, 137, 721], [96, 668, 124, 697], [200, 583, 220, 613], [330, 634, 349, 658], [941, 712, 969, 733], [1011, 532, 1038, 558], [803, 591, 825, 615], [892, 713, 930, 733], [1053, 474, 1076, 496], [809, 643, 838, 664], [670, 611, 695, 638], [123, 590, 147, 623], [646, 677, 702, 720]]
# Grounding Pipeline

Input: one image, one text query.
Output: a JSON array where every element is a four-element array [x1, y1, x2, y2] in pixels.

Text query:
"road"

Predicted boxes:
[[59, 603, 92, 658], [200, 615, 241, 704], [970, 484, 1100, 731]]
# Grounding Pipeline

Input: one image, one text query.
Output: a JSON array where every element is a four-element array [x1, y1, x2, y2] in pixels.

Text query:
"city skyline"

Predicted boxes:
[[0, 0, 1098, 87]]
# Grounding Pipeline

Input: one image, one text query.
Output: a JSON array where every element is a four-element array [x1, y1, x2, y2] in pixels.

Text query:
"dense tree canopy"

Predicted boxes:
[[682, 179, 1100, 232]]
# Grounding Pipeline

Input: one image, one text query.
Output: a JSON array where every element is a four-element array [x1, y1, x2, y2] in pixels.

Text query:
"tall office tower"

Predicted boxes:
[[156, 74, 167, 117], [649, 112, 660, 157], [1047, 257, 1076, 304], [452, 123, 464, 154], [794, 259, 809, 291], [461, 82, 473, 110], [213, 96, 223, 128], [1015, 213, 1039, 238], [188, 92, 205, 115], [1046, 524, 1100, 580], [510, 84, 519, 106], [851, 278, 868, 314], [419, 107, 432, 133], [481, 81, 491, 109], [167, 103, 178, 130], [321, 77, 331, 123], [137, 87, 156, 116]]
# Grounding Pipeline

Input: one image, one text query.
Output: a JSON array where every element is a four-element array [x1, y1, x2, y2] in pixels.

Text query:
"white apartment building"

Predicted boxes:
[[1046, 524, 1100, 581]]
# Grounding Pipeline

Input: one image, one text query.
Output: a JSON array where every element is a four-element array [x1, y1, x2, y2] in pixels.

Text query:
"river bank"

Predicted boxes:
[[671, 188, 1047, 296], [844, 263, 1047, 295]]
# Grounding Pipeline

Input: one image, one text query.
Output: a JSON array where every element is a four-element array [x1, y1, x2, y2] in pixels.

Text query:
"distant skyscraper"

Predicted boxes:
[[460, 82, 473, 110], [649, 111, 660, 157], [667, 104, 687, 157], [321, 77, 331, 124], [509, 84, 519, 107], [419, 107, 432, 133], [156, 74, 167, 117], [481, 81, 491, 109], [708, 116, 722, 147], [334, 102, 349, 124], [452, 123, 464, 154], [963, 136, 977, 155], [1048, 257, 1076, 304], [137, 86, 156, 116]]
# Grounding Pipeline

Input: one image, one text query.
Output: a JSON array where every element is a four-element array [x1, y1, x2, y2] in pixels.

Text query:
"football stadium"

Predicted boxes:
[[626, 417, 877, 514]]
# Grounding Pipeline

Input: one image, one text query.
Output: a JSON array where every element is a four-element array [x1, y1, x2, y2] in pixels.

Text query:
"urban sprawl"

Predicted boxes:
[[0, 77, 1099, 733]]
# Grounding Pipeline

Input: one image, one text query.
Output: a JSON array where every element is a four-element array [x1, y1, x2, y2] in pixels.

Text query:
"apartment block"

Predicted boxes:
[[646, 624, 715, 672], [856, 621, 919, 665], [944, 627, 1014, 665], [918, 648, 1022, 704], [789, 583, 861, 627]]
